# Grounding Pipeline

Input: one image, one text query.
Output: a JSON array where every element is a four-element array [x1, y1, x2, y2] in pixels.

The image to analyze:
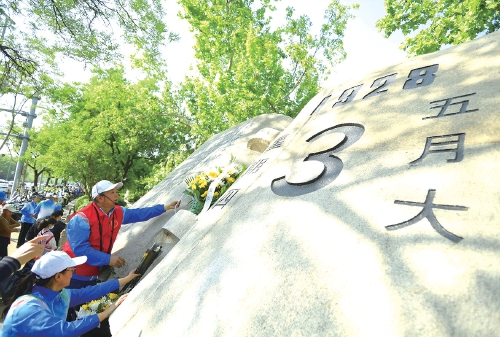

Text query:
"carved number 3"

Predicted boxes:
[[271, 123, 365, 197]]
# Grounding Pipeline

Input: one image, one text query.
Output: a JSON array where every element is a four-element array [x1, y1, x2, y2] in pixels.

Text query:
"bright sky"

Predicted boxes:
[[60, 0, 407, 87], [319, 0, 407, 87], [185, 0, 406, 87], [1, 0, 408, 130], [0, 0, 408, 179], [162, 0, 408, 88]]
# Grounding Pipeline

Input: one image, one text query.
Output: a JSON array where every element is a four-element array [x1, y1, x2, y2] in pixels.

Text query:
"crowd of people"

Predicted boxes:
[[8, 183, 85, 208], [0, 180, 180, 336]]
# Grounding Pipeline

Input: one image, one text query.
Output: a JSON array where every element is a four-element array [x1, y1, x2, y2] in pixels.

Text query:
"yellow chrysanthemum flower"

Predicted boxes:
[[108, 293, 118, 300], [208, 172, 218, 178], [227, 177, 235, 183], [201, 191, 208, 198], [214, 192, 219, 196]]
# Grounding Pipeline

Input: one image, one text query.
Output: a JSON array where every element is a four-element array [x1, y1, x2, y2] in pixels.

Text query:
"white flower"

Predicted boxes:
[[76, 308, 93, 319], [226, 163, 239, 173], [219, 172, 230, 179], [89, 301, 100, 312]]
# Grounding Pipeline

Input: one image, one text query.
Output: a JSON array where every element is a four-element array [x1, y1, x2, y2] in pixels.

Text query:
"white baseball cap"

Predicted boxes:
[[2, 204, 17, 212], [32, 251, 87, 279], [91, 180, 124, 199]]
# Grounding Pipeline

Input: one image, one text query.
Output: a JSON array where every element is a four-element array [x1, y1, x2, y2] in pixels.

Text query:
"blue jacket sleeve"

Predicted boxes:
[[33, 202, 42, 215], [3, 298, 100, 337], [54, 204, 62, 211], [68, 279, 120, 307], [122, 204, 165, 225], [19, 202, 32, 218], [66, 215, 111, 267]]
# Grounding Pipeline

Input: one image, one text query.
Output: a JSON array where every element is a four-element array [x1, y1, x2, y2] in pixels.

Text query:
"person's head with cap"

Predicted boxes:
[[31, 193, 41, 203], [32, 251, 86, 282], [2, 204, 17, 217], [45, 192, 58, 201], [3, 251, 87, 314], [91, 180, 123, 212]]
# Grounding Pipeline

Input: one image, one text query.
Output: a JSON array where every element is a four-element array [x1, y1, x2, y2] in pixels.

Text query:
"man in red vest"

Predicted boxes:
[[63, 180, 179, 289]]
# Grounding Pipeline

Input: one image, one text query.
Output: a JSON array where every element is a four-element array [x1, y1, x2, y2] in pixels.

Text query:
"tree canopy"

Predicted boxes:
[[29, 66, 189, 193], [0, 0, 177, 97], [15, 0, 359, 196], [179, 0, 357, 146], [377, 0, 500, 55]]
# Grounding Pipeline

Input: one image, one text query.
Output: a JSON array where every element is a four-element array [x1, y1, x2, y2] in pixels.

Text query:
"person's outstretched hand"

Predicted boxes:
[[109, 254, 125, 268], [118, 269, 141, 287], [11, 235, 49, 265], [164, 200, 181, 211], [98, 293, 130, 322]]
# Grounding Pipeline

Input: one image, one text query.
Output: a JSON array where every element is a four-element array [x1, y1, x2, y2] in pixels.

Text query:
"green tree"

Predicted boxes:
[[0, 0, 177, 97], [376, 0, 500, 55], [24, 131, 54, 188], [35, 66, 188, 193], [178, 0, 357, 146]]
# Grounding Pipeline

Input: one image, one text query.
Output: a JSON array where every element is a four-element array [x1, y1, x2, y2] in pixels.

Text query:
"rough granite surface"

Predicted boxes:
[[109, 32, 500, 337]]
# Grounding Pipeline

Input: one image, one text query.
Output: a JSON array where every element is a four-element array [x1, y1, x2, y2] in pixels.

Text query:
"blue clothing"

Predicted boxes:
[[1, 279, 119, 337], [67, 204, 165, 281], [20, 201, 38, 224], [68, 277, 97, 290], [34, 200, 62, 220]]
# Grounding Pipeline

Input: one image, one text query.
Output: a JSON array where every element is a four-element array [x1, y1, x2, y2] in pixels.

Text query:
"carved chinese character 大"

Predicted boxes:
[[385, 189, 468, 243]]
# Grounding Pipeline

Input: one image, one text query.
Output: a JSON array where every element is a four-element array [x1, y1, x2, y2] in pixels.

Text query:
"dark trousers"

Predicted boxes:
[[0, 236, 10, 258], [16, 222, 34, 248]]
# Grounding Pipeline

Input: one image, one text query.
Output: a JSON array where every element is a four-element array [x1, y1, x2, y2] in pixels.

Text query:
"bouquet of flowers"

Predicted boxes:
[[183, 157, 246, 215], [76, 292, 119, 319]]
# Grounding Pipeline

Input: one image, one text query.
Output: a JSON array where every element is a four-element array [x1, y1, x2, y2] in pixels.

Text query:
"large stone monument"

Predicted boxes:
[[110, 31, 500, 336]]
